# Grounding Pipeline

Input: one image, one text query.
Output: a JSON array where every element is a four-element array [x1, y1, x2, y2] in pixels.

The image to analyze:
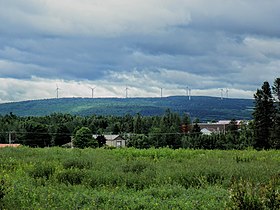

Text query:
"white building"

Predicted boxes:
[[93, 135, 126, 148]]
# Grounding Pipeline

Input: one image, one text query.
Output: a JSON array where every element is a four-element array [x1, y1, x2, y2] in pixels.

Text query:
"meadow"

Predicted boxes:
[[0, 147, 279, 209]]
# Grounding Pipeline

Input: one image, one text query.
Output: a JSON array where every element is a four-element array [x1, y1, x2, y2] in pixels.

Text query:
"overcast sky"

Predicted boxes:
[[0, 0, 280, 102]]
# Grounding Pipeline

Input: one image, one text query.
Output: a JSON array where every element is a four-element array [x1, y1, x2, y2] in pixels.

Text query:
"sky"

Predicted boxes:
[[0, 0, 280, 103]]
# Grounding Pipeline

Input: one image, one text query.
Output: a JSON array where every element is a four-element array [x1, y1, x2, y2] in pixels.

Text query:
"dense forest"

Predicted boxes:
[[0, 78, 279, 150], [0, 96, 253, 121], [0, 110, 249, 149]]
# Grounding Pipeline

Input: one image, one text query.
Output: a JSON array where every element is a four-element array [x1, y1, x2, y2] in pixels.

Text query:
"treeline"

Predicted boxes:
[[0, 77, 279, 150], [0, 110, 253, 149]]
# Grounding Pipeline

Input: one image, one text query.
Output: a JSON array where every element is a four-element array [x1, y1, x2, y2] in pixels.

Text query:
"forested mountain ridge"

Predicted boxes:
[[0, 96, 253, 121]]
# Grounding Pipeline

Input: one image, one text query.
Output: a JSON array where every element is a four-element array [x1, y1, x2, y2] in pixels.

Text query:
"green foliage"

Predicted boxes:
[[22, 121, 51, 147], [52, 124, 71, 146], [0, 178, 6, 200], [96, 135, 106, 147], [253, 81, 275, 149], [0, 147, 279, 209], [56, 169, 85, 185], [122, 161, 150, 174], [0, 105, 259, 150], [73, 127, 97, 149], [228, 176, 280, 210], [252, 78, 280, 150], [28, 162, 55, 180], [62, 158, 92, 169], [0, 96, 253, 121]]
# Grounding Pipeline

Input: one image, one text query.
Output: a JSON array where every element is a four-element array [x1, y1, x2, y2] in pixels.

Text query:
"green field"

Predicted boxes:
[[0, 147, 279, 209]]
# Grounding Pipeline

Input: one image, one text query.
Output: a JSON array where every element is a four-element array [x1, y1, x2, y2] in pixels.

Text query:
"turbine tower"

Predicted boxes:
[[56, 84, 60, 99], [89, 87, 96, 98], [160, 87, 163, 98], [125, 85, 129, 98], [220, 89, 224, 100], [225, 88, 229, 99], [188, 88, 191, 100], [186, 86, 189, 97]]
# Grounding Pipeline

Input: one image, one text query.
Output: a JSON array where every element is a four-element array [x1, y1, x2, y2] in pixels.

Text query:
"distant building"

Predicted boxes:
[[198, 120, 244, 135], [201, 128, 212, 135], [93, 135, 126, 148], [0, 144, 21, 148]]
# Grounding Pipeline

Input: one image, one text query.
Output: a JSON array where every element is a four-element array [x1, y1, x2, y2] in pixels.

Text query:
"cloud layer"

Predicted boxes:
[[0, 0, 280, 102]]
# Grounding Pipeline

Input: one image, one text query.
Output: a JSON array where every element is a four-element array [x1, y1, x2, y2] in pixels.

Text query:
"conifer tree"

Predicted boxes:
[[253, 81, 275, 149], [271, 78, 280, 148]]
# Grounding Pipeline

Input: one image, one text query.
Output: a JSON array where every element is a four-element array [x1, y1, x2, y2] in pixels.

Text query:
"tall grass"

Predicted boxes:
[[0, 147, 279, 209]]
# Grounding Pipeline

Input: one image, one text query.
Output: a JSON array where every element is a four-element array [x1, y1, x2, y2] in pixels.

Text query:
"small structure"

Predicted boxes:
[[198, 120, 244, 134], [201, 128, 212, 135], [0, 144, 21, 148], [93, 135, 126, 148]]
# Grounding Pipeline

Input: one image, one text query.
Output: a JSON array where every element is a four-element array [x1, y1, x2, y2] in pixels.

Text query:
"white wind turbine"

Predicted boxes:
[[89, 87, 96, 98], [220, 88, 224, 100], [56, 84, 61, 99], [125, 85, 129, 98], [225, 88, 229, 98], [186, 86, 189, 97]]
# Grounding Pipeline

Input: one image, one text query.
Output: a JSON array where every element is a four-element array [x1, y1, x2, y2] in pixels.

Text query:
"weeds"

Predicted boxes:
[[228, 175, 280, 209], [28, 162, 55, 180], [0, 147, 279, 209]]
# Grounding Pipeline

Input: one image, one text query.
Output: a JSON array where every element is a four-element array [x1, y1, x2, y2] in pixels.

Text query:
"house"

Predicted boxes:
[[201, 128, 212, 135], [198, 123, 227, 134], [93, 135, 126, 148], [0, 144, 21, 148], [198, 120, 244, 134]]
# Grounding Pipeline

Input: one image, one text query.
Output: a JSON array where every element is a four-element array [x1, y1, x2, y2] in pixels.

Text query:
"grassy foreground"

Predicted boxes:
[[0, 147, 279, 209]]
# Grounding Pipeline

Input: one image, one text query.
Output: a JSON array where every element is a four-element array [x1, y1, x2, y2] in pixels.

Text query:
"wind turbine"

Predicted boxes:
[[225, 88, 229, 99], [89, 87, 96, 98], [220, 89, 224, 100], [56, 84, 61, 99], [125, 85, 129, 98], [188, 88, 191, 100], [186, 86, 189, 97]]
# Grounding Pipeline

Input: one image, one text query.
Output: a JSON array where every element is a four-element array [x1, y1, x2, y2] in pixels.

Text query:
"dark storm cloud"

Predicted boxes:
[[0, 0, 280, 101]]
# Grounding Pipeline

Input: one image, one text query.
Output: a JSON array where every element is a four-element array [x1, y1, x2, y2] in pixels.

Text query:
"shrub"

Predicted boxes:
[[28, 163, 55, 180], [62, 158, 92, 170], [56, 169, 85, 185], [122, 161, 149, 174], [228, 176, 280, 209], [73, 127, 97, 148], [0, 178, 6, 200]]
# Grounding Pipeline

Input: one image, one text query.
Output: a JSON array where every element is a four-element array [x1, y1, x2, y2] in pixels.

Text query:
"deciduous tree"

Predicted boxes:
[[73, 127, 97, 149]]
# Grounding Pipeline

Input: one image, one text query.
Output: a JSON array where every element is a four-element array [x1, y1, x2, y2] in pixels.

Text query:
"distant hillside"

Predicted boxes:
[[0, 96, 254, 121]]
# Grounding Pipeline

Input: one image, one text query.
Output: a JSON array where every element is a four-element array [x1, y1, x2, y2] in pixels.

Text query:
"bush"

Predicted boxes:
[[56, 169, 85, 185], [73, 127, 97, 149], [28, 163, 55, 180], [122, 161, 149, 174], [228, 176, 280, 209], [62, 158, 92, 170], [0, 178, 6, 200]]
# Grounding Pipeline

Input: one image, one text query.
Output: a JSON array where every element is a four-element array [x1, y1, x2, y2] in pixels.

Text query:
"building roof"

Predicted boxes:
[[216, 120, 243, 125], [0, 144, 21, 148], [201, 128, 212, 135], [93, 135, 123, 141]]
